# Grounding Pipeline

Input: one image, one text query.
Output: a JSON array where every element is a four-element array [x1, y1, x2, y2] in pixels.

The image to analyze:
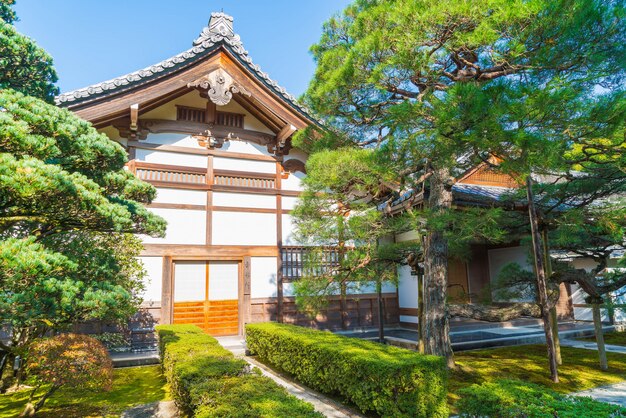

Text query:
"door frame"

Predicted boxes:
[[167, 256, 245, 335]]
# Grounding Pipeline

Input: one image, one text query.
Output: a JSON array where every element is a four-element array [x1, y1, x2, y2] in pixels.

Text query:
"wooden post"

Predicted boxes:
[[275, 162, 284, 323], [161, 256, 173, 324], [526, 176, 559, 382], [592, 301, 608, 370]]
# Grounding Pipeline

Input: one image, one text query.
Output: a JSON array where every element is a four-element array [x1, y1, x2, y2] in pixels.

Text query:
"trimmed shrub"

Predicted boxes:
[[245, 322, 449, 417], [457, 379, 626, 417], [155, 324, 321, 418]]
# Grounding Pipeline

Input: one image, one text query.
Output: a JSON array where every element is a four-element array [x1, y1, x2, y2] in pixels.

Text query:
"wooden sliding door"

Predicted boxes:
[[173, 261, 239, 336]]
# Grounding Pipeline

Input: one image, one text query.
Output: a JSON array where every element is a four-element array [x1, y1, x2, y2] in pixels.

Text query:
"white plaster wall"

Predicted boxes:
[[281, 214, 299, 245], [281, 171, 305, 191], [218, 100, 274, 134], [141, 90, 206, 120], [212, 211, 276, 246], [142, 133, 205, 150], [346, 281, 396, 294], [250, 257, 278, 298], [283, 282, 295, 297], [488, 246, 533, 302], [142, 208, 206, 245], [138, 256, 163, 303], [136, 149, 207, 168], [400, 315, 419, 324], [281, 196, 300, 211], [213, 156, 276, 174], [208, 262, 239, 301], [219, 140, 274, 157], [212, 192, 276, 209], [153, 187, 207, 205], [174, 261, 205, 302], [398, 264, 418, 309]]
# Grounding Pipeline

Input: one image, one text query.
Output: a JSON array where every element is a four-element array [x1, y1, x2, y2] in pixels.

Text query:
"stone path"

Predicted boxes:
[[215, 336, 363, 418], [121, 400, 179, 418], [573, 382, 626, 407], [560, 338, 626, 354]]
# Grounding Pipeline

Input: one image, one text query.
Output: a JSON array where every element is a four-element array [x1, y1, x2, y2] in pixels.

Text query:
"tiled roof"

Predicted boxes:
[[55, 12, 314, 121]]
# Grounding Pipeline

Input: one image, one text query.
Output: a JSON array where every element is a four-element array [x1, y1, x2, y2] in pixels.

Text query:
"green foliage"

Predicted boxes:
[[457, 379, 626, 417], [245, 322, 449, 417], [0, 2, 57, 101], [291, 147, 418, 313], [0, 365, 169, 418], [155, 324, 320, 418]]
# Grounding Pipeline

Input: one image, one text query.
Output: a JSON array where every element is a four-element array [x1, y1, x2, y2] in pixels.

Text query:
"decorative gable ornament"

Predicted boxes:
[[188, 69, 251, 106]]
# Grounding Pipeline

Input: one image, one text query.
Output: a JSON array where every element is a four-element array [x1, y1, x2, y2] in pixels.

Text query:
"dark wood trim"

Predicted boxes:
[[213, 169, 276, 180], [242, 256, 252, 334], [161, 256, 173, 324], [399, 307, 419, 316], [148, 202, 206, 210], [237, 260, 245, 335], [206, 101, 216, 124], [128, 146, 136, 160], [141, 244, 278, 257], [276, 161, 284, 323]]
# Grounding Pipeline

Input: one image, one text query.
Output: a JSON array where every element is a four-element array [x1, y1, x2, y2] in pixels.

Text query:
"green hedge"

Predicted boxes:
[[457, 379, 626, 417], [245, 322, 448, 417], [156, 324, 321, 418]]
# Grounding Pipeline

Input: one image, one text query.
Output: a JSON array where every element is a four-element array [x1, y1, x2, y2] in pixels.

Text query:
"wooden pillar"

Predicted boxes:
[[242, 256, 252, 333], [206, 101, 216, 124], [161, 256, 173, 324], [276, 161, 284, 323]]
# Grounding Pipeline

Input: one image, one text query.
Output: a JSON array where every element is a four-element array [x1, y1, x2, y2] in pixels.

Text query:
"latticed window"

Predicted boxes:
[[281, 246, 341, 282]]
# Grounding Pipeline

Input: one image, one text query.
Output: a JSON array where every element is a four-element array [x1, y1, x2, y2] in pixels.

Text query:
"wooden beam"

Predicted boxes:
[[161, 256, 173, 324], [141, 244, 279, 257], [276, 124, 297, 148], [127, 140, 280, 161]]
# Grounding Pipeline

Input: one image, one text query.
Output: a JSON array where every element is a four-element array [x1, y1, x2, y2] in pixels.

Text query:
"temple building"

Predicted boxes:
[[57, 12, 399, 336]]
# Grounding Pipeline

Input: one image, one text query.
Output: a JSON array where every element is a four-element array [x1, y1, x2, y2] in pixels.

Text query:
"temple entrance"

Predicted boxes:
[[173, 261, 239, 336]]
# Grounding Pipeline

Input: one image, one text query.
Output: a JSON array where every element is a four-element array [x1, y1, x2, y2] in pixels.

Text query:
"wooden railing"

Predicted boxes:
[[213, 169, 275, 189], [127, 162, 276, 190], [128, 161, 207, 185]]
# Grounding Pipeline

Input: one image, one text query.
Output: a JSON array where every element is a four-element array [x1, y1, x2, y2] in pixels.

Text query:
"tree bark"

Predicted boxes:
[[423, 166, 455, 368], [542, 229, 562, 366], [417, 271, 425, 354], [592, 302, 608, 371], [526, 176, 559, 382], [550, 307, 562, 366]]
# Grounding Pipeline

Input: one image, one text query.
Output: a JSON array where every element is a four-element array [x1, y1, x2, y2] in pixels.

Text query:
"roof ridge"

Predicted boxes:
[[55, 12, 315, 121]]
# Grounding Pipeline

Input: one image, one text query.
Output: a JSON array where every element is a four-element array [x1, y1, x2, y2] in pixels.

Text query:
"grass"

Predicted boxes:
[[0, 365, 169, 418], [449, 344, 626, 408], [580, 330, 626, 346]]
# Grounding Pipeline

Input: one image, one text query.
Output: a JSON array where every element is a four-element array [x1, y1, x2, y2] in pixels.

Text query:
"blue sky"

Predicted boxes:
[[14, 0, 352, 97]]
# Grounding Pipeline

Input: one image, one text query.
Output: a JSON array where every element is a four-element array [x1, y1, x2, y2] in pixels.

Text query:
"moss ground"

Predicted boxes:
[[0, 365, 169, 418], [580, 330, 626, 346], [450, 344, 626, 408]]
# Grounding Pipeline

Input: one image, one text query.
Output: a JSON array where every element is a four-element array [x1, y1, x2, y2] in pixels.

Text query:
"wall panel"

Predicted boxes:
[[142, 208, 206, 245], [136, 149, 207, 168], [212, 211, 276, 246], [138, 256, 164, 303], [250, 257, 278, 298]]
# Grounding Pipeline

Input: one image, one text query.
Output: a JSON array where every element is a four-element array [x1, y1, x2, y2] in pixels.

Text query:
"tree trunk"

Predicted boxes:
[[526, 176, 559, 382], [377, 280, 384, 343], [21, 385, 59, 417], [417, 271, 425, 354], [542, 229, 562, 366], [423, 166, 455, 368], [550, 307, 562, 366], [592, 302, 608, 371]]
